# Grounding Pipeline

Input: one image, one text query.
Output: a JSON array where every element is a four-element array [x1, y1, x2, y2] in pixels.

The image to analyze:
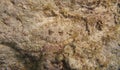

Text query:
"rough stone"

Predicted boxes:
[[0, 0, 120, 70]]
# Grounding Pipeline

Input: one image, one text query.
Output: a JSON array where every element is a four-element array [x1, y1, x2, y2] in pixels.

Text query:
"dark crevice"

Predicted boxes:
[[118, 67, 120, 70], [0, 42, 23, 54], [48, 29, 54, 35], [62, 60, 71, 70], [96, 20, 103, 31], [82, 17, 90, 35], [0, 41, 43, 70], [118, 3, 120, 8], [85, 22, 90, 35], [114, 14, 118, 24], [118, 43, 120, 46]]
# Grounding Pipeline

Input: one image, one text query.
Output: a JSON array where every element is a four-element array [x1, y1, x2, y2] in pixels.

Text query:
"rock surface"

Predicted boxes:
[[0, 0, 120, 70]]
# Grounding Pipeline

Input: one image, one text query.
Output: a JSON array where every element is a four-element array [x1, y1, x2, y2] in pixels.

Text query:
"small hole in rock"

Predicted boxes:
[[58, 31, 63, 36], [96, 20, 103, 31], [48, 29, 54, 35]]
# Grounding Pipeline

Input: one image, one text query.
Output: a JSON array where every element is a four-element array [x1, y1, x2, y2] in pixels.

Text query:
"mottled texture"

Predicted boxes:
[[0, 0, 120, 70]]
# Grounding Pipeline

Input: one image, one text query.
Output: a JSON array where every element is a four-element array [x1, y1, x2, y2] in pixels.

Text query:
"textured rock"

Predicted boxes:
[[0, 44, 26, 70], [0, 0, 120, 70]]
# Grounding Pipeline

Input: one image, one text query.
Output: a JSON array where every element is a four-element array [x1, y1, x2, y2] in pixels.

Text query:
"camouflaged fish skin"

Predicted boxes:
[[0, 0, 120, 70]]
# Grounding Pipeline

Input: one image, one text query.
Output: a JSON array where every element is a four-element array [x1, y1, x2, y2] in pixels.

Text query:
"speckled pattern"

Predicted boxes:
[[0, 0, 120, 70]]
